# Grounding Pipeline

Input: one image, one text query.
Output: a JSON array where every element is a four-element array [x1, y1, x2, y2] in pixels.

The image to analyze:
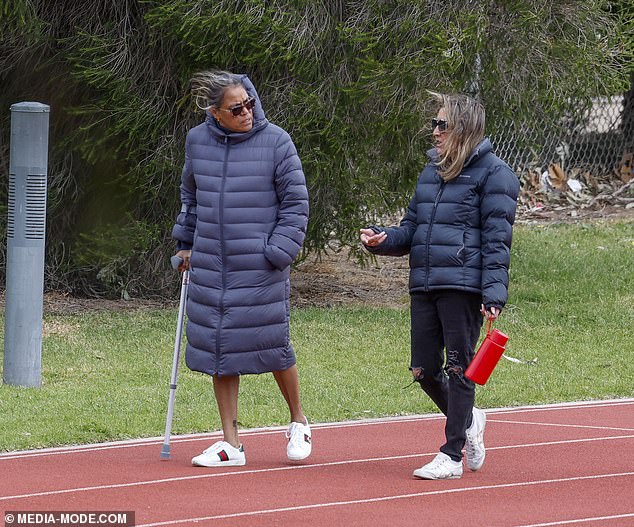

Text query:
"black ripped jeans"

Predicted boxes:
[[410, 290, 483, 462]]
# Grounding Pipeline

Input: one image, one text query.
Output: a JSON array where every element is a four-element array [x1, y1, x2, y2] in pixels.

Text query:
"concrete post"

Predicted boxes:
[[3, 102, 50, 387]]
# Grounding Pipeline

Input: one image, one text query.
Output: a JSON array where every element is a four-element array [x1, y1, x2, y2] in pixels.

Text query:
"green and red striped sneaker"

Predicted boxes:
[[192, 441, 246, 467]]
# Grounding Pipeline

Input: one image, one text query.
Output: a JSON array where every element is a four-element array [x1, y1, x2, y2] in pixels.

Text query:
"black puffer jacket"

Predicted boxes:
[[367, 139, 519, 310]]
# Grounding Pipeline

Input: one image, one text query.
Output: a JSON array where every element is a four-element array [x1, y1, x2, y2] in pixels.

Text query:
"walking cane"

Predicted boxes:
[[160, 256, 189, 459]]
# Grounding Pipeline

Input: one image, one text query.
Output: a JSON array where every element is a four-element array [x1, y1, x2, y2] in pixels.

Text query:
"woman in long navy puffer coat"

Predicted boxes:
[[172, 71, 311, 467]]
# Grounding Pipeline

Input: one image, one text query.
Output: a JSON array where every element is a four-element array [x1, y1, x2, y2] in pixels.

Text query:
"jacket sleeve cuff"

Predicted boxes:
[[264, 244, 292, 271], [176, 240, 193, 251]]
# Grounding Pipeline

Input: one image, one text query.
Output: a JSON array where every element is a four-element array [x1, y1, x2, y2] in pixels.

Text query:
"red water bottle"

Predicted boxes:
[[465, 319, 509, 385]]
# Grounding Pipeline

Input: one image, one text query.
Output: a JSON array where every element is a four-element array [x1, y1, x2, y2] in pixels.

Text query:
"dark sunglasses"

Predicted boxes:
[[219, 97, 256, 117], [432, 118, 448, 131]]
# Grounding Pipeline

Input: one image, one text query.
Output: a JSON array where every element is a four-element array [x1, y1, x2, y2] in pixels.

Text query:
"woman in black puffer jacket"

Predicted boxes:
[[360, 92, 519, 480]]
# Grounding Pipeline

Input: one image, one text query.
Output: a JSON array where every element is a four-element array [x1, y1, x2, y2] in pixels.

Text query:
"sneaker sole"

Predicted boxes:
[[412, 470, 462, 480], [192, 458, 246, 467], [467, 456, 485, 472], [287, 450, 311, 461]]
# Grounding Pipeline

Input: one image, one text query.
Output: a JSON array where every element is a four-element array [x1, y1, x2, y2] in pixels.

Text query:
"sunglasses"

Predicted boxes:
[[218, 97, 256, 117], [431, 118, 448, 131]]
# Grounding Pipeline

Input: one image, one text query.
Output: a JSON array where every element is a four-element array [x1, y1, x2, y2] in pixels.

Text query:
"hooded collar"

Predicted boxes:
[[427, 138, 493, 167], [465, 138, 492, 166], [205, 74, 269, 144]]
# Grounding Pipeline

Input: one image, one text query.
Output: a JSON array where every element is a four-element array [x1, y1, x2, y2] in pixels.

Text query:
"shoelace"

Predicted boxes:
[[465, 428, 482, 457], [428, 455, 448, 469], [204, 444, 221, 454], [204, 441, 234, 455], [286, 423, 305, 445]]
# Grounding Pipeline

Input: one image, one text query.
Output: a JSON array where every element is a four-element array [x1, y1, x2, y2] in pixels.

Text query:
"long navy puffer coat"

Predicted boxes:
[[172, 76, 309, 377], [367, 139, 519, 310]]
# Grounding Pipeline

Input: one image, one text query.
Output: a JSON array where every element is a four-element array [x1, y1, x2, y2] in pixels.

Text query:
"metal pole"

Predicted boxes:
[[3, 102, 50, 387]]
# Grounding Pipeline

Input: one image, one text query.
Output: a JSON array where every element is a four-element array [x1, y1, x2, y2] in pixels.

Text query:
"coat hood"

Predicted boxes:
[[204, 74, 269, 144], [427, 138, 493, 168]]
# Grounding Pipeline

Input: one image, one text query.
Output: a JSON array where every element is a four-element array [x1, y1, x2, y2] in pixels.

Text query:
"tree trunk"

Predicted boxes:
[[622, 70, 634, 151], [618, 71, 634, 182]]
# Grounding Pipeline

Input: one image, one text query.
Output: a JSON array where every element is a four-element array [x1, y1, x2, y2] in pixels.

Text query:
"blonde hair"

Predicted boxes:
[[429, 92, 485, 182]]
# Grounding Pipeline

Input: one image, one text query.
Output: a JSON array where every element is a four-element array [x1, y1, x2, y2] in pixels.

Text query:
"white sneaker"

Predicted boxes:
[[413, 452, 463, 480], [191, 441, 246, 467], [286, 419, 312, 461], [465, 407, 486, 471]]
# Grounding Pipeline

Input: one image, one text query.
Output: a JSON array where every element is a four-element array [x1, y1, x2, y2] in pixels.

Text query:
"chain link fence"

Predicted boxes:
[[491, 95, 631, 188]]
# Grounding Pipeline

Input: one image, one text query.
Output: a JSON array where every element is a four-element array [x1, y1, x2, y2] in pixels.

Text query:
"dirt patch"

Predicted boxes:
[[42, 292, 169, 316], [515, 202, 634, 224], [291, 248, 410, 309], [0, 290, 169, 317]]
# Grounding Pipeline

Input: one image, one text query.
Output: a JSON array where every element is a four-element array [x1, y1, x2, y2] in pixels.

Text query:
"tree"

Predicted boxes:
[[0, 0, 629, 297], [608, 0, 633, 153]]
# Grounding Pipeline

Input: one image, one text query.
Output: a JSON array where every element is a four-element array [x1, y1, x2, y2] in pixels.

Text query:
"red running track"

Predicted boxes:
[[2, 399, 634, 527]]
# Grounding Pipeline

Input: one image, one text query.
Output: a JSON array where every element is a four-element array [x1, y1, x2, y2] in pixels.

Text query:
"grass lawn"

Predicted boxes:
[[0, 220, 632, 452]]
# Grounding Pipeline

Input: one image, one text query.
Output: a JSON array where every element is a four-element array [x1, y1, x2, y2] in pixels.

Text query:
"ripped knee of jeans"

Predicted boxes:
[[444, 349, 468, 382], [445, 365, 464, 377], [410, 366, 425, 383]]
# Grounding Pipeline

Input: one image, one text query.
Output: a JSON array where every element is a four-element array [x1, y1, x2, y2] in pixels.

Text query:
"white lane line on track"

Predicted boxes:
[[0, 415, 445, 461], [2, 398, 633, 460], [488, 419, 634, 432], [513, 512, 634, 526], [491, 400, 634, 416], [133, 472, 634, 526], [2, 434, 634, 502]]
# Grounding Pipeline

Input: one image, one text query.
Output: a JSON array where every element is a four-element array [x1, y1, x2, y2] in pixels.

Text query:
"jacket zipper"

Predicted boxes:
[[216, 137, 230, 364], [424, 179, 446, 291]]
